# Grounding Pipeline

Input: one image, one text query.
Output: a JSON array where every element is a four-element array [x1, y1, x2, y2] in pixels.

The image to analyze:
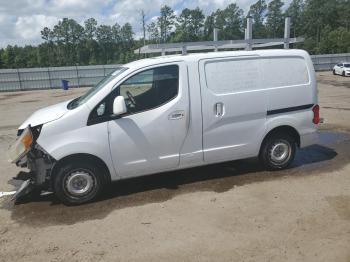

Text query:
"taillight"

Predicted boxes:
[[312, 104, 320, 124]]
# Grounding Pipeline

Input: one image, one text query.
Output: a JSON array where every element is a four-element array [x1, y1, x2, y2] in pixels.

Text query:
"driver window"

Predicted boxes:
[[119, 65, 179, 114]]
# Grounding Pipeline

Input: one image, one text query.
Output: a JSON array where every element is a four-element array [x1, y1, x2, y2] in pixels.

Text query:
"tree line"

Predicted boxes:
[[0, 0, 349, 69]]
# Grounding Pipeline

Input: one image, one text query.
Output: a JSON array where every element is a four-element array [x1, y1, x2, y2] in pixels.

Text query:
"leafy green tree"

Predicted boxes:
[[337, 0, 350, 31], [285, 0, 304, 37], [96, 25, 113, 63], [248, 0, 267, 38], [173, 7, 205, 42], [147, 21, 160, 43], [319, 26, 350, 53], [120, 23, 134, 44], [204, 4, 244, 41], [203, 13, 215, 40], [266, 0, 284, 38], [1, 1, 350, 69], [1, 45, 16, 68], [302, 0, 339, 52], [0, 49, 3, 69], [222, 4, 244, 39], [84, 18, 97, 40], [157, 5, 175, 42]]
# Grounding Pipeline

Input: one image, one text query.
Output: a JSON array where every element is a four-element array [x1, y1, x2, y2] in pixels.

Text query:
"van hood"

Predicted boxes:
[[18, 100, 71, 130]]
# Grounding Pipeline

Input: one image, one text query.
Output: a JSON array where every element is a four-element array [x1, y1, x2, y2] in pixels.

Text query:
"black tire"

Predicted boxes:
[[333, 69, 336, 75], [342, 71, 345, 77], [259, 134, 296, 170], [53, 161, 104, 205]]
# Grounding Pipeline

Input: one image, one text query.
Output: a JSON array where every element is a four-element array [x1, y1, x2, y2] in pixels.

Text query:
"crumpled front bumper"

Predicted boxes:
[[18, 144, 56, 187], [10, 145, 56, 201]]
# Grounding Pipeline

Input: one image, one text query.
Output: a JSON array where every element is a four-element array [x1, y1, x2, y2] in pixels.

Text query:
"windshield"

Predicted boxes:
[[68, 67, 127, 109], [344, 64, 350, 68]]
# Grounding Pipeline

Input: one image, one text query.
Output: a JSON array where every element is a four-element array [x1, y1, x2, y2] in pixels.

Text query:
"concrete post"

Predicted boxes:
[[284, 17, 291, 49], [245, 16, 253, 51]]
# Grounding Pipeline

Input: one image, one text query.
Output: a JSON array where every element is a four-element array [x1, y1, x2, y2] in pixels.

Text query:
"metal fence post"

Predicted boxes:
[[47, 68, 53, 89], [76, 65, 80, 88], [16, 68, 23, 91]]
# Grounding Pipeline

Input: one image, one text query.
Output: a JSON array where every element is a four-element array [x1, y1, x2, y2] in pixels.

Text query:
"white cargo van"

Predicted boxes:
[[8, 49, 319, 205]]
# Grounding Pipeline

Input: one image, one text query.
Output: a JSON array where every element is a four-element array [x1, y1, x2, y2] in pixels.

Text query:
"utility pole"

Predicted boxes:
[[141, 10, 146, 47]]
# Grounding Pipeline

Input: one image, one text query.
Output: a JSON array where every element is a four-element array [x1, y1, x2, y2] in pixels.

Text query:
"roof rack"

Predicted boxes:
[[134, 17, 304, 56]]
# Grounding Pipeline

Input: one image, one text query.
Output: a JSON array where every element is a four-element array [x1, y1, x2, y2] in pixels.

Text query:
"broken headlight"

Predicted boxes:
[[7, 126, 34, 163]]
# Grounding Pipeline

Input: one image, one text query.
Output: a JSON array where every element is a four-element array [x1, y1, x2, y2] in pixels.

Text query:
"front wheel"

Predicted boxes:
[[259, 134, 296, 170], [333, 69, 336, 75], [342, 71, 346, 77], [53, 161, 104, 205]]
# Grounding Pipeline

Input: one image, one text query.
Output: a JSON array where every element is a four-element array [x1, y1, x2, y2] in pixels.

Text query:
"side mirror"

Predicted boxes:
[[113, 96, 127, 115]]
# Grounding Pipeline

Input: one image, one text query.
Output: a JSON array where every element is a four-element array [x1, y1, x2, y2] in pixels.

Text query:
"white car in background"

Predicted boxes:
[[333, 62, 350, 76]]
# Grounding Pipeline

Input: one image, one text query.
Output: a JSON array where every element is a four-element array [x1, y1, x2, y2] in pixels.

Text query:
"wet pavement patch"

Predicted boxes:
[[2, 130, 350, 227], [319, 79, 350, 88], [20, 100, 39, 103], [326, 195, 350, 220]]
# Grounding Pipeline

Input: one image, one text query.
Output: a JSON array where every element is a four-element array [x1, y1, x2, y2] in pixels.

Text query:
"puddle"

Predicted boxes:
[[317, 130, 350, 145], [2, 130, 350, 227]]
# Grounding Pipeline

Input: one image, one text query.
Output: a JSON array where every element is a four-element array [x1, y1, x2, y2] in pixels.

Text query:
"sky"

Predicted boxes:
[[0, 0, 292, 47]]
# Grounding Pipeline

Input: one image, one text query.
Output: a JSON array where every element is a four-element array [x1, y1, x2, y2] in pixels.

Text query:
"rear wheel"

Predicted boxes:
[[333, 69, 336, 75], [342, 71, 346, 77], [259, 134, 296, 170], [53, 161, 105, 205]]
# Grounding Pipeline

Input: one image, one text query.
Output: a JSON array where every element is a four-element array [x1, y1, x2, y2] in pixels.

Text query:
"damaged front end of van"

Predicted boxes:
[[7, 125, 56, 200]]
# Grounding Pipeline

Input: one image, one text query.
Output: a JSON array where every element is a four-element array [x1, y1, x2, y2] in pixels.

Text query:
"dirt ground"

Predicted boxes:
[[0, 72, 349, 262]]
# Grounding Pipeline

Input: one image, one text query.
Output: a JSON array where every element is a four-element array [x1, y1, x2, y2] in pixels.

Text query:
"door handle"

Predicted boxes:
[[169, 110, 185, 120], [215, 102, 224, 117]]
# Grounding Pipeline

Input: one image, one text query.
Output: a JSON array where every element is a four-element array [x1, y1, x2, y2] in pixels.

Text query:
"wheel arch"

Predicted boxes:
[[260, 125, 301, 153], [50, 153, 112, 186]]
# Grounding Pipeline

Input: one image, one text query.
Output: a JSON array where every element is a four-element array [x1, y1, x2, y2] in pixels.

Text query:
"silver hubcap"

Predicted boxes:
[[66, 170, 94, 196], [270, 141, 291, 164]]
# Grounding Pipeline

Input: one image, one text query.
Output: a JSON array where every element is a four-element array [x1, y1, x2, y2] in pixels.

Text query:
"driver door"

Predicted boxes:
[[108, 63, 189, 178]]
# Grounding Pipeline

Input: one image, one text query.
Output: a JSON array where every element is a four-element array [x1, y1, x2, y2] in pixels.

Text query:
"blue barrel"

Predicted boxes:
[[61, 79, 69, 90]]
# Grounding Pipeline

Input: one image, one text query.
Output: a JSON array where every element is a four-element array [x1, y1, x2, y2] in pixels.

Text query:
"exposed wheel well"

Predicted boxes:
[[50, 153, 111, 186], [261, 126, 300, 151]]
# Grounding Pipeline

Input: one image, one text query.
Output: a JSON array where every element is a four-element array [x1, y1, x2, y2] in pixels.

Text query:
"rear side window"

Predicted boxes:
[[119, 65, 179, 114], [204, 58, 260, 94], [261, 57, 310, 88], [204, 56, 309, 94]]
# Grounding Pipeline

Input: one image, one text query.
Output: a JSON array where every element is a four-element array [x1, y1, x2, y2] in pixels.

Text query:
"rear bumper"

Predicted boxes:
[[300, 131, 318, 148]]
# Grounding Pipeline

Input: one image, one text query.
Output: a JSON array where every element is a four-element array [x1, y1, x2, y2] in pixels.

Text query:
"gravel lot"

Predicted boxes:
[[0, 72, 349, 262]]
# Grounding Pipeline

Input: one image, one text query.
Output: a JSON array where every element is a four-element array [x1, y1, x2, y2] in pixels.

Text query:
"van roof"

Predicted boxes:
[[124, 49, 309, 69]]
